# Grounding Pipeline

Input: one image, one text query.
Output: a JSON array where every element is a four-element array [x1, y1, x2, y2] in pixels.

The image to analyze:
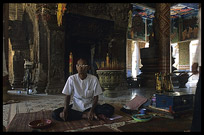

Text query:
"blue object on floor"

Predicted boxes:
[[132, 114, 152, 122]]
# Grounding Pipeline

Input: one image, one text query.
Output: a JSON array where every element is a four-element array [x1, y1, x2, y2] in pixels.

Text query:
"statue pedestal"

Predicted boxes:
[[138, 47, 159, 88]]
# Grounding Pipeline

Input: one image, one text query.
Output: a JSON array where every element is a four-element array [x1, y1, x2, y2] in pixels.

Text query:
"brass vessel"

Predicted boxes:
[[96, 70, 123, 98]]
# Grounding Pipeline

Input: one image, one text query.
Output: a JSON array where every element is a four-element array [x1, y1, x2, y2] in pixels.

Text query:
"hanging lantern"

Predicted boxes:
[[57, 3, 67, 26]]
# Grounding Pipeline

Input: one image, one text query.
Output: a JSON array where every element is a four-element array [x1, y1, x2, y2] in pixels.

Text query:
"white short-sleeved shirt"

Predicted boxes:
[[62, 73, 103, 112]]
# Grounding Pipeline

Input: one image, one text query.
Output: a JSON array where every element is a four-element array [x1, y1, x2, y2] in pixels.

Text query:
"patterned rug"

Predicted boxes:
[[7, 104, 133, 132]]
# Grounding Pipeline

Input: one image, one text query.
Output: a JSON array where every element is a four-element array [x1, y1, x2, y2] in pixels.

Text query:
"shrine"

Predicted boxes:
[[3, 3, 201, 132]]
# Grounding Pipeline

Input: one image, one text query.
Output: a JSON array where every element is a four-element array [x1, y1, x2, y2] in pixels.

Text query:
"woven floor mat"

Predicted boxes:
[[76, 126, 118, 132], [7, 104, 132, 132]]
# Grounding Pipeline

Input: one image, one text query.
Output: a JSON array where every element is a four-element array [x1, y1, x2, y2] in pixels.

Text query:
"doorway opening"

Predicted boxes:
[[64, 13, 114, 80]]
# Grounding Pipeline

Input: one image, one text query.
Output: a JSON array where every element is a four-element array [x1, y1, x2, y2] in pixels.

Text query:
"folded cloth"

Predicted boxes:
[[126, 95, 148, 110]]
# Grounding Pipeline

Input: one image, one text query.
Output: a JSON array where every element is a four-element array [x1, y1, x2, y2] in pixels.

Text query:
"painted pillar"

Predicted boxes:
[[156, 3, 171, 73]]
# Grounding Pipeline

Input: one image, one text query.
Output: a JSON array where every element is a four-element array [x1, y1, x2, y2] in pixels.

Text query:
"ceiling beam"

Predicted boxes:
[[133, 3, 156, 10], [132, 3, 178, 10]]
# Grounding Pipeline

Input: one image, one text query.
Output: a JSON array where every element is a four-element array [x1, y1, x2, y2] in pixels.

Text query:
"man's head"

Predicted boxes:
[[76, 58, 90, 74]]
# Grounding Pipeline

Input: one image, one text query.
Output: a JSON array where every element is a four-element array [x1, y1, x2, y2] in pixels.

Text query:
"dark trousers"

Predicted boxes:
[[191, 74, 201, 132], [52, 104, 101, 121], [52, 104, 89, 121]]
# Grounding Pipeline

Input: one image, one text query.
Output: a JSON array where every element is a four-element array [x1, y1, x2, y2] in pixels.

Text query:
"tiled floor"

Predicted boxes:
[[3, 79, 197, 131]]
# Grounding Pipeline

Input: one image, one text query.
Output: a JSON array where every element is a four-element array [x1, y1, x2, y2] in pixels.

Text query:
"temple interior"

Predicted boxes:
[[3, 3, 201, 132]]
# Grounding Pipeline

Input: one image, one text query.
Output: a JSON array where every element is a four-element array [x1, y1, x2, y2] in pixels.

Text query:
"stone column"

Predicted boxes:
[[9, 20, 29, 88], [156, 3, 171, 73], [3, 3, 9, 71], [3, 3, 11, 102], [12, 51, 25, 88], [35, 19, 48, 93]]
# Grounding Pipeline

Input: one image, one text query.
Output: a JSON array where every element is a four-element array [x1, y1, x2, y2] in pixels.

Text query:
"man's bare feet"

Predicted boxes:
[[82, 112, 88, 119], [82, 112, 99, 120], [60, 112, 63, 119], [94, 114, 99, 120], [59, 112, 66, 121], [97, 114, 108, 121]]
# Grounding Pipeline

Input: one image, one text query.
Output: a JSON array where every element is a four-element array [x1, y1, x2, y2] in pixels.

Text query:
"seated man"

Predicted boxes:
[[52, 58, 103, 121]]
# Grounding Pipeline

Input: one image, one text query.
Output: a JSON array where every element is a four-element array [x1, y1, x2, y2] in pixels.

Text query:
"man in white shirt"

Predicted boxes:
[[191, 4, 201, 132], [52, 58, 103, 121]]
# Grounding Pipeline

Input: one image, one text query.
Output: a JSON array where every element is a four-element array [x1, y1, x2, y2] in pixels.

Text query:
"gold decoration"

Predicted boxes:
[[155, 73, 163, 93], [97, 58, 124, 70], [128, 10, 132, 29], [57, 3, 66, 26], [155, 72, 174, 93]]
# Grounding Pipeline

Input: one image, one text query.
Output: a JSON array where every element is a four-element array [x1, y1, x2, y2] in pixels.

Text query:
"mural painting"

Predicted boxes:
[[129, 3, 199, 43]]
